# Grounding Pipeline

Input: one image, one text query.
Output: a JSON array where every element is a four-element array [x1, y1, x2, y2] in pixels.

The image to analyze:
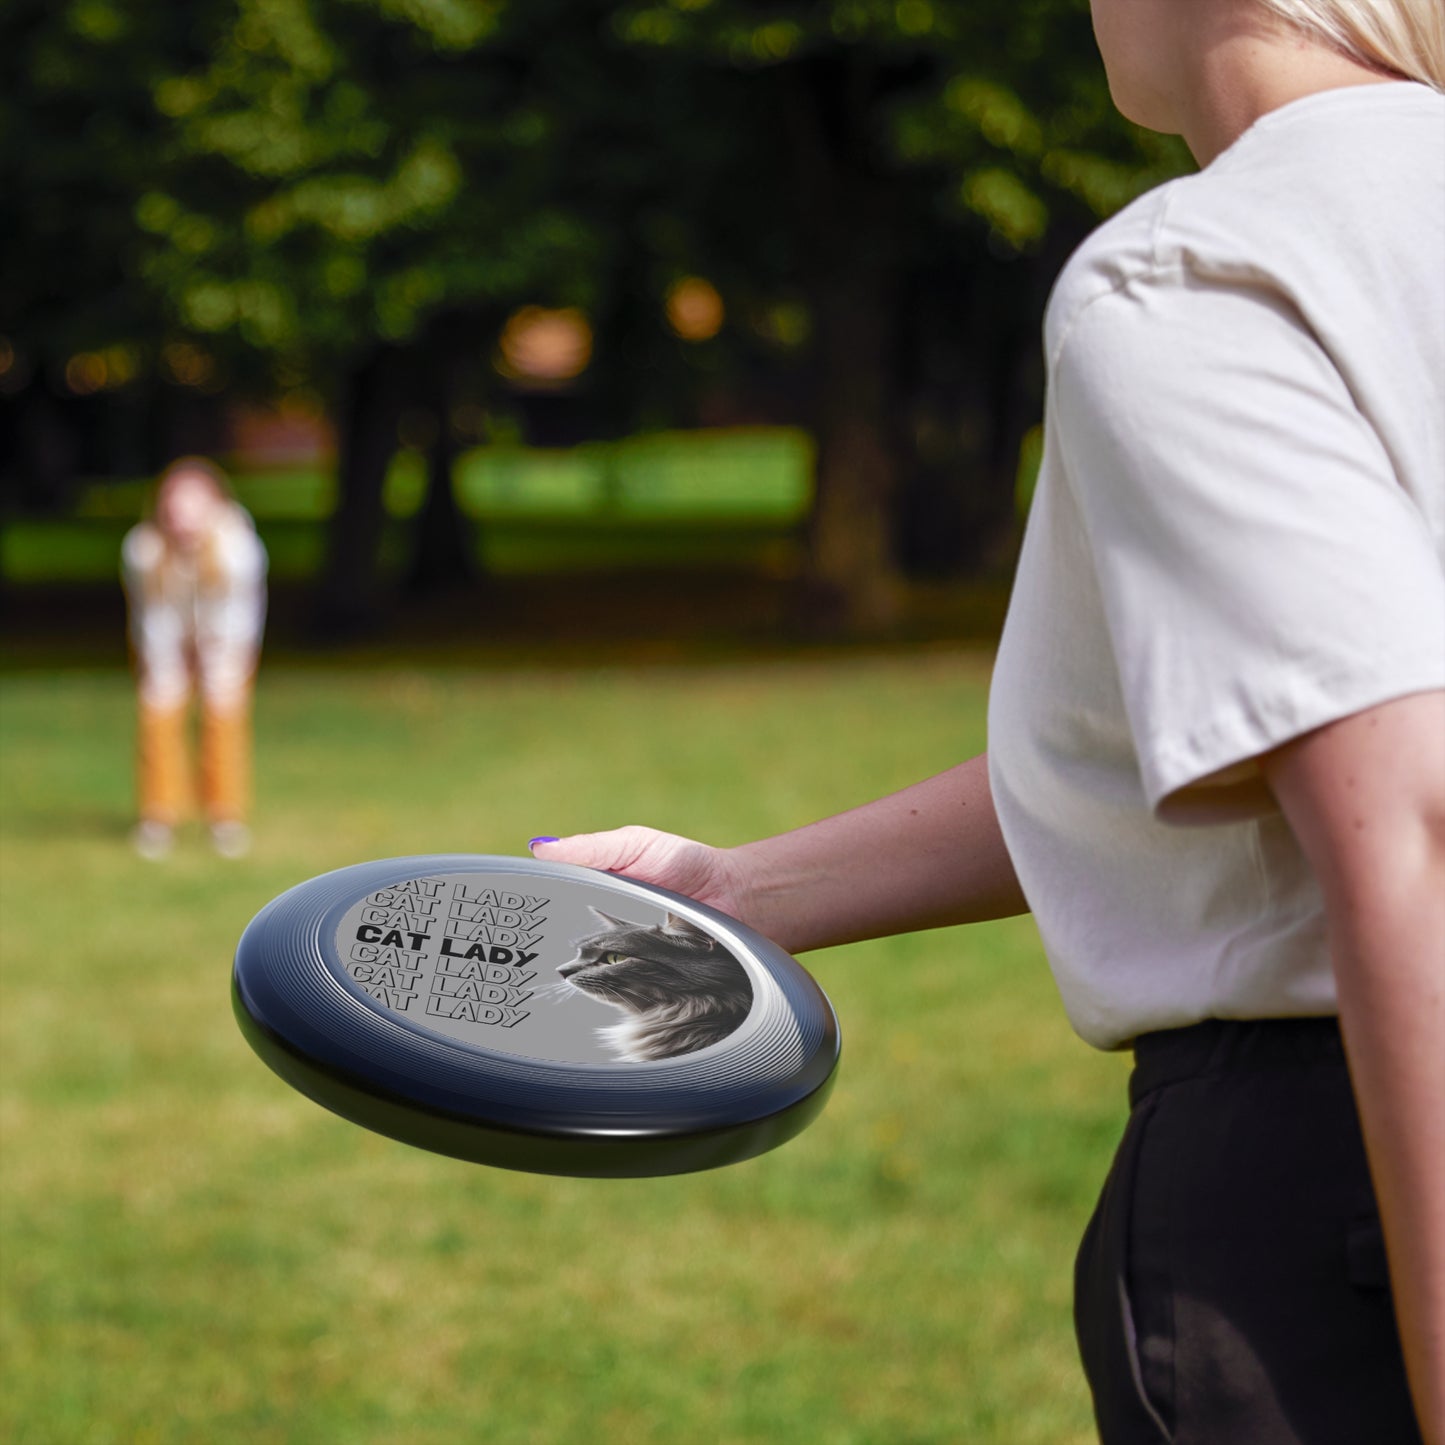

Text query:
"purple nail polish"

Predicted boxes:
[[528, 836, 559, 849]]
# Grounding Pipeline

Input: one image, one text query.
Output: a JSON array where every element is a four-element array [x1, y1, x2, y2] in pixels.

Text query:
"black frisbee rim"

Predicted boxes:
[[232, 855, 840, 1177]]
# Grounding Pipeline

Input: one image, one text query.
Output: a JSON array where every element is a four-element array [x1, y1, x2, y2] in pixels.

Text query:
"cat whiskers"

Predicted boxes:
[[533, 977, 584, 1005]]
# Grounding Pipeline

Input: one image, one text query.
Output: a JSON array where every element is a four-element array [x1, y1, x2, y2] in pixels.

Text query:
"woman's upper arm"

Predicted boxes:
[[1262, 689, 1445, 913]]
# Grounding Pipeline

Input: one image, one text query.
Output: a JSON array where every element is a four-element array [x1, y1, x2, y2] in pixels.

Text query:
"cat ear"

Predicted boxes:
[[589, 908, 631, 929], [664, 912, 714, 946]]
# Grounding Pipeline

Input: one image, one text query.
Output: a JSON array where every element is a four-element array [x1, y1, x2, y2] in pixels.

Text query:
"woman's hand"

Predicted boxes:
[[530, 827, 757, 927]]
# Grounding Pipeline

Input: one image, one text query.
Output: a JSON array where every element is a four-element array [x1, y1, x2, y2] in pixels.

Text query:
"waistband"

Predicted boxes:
[[1129, 1016, 1344, 1108]]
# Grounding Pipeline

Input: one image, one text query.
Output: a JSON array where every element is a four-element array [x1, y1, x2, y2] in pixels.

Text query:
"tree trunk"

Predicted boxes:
[[892, 236, 1057, 580], [314, 345, 404, 640], [805, 270, 905, 632], [404, 356, 475, 596], [780, 57, 908, 635], [6, 382, 81, 513]]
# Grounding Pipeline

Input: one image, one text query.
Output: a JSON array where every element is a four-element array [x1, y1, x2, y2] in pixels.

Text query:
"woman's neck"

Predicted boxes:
[[1177, 8, 1401, 166]]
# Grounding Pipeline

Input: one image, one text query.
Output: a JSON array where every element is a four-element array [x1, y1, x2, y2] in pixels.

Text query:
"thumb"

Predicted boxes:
[[528, 827, 653, 873]]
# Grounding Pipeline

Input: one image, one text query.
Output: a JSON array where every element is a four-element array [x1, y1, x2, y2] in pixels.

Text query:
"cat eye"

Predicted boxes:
[[604, 952, 626, 965]]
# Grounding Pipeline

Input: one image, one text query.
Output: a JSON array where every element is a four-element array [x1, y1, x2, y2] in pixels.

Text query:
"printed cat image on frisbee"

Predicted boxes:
[[232, 855, 840, 1177]]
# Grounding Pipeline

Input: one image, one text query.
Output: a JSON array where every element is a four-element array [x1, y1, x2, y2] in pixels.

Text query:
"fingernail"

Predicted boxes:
[[528, 836, 559, 850]]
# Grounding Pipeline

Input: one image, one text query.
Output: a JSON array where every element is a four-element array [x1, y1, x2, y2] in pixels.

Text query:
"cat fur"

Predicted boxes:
[[557, 908, 752, 1061]]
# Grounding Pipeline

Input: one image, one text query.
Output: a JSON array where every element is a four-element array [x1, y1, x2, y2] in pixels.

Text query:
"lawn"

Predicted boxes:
[[0, 652, 1127, 1445], [0, 429, 814, 585]]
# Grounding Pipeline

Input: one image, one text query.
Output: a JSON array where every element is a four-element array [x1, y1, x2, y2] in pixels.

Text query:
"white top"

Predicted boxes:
[[122, 502, 268, 709], [988, 83, 1445, 1050]]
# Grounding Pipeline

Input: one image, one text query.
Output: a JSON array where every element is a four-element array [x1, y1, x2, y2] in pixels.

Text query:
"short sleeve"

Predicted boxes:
[[1053, 273, 1445, 822]]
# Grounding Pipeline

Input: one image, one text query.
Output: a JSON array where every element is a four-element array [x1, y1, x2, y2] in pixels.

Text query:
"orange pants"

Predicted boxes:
[[137, 692, 252, 827]]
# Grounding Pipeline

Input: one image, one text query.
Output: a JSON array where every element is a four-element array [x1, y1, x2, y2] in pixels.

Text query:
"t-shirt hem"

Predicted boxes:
[[1072, 1005, 1343, 1055]]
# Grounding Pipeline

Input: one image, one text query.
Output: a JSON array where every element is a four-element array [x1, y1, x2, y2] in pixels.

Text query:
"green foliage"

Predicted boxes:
[[3, 0, 1190, 610], [125, 0, 607, 371], [606, 0, 1189, 248], [2, 0, 1190, 384], [0, 1, 183, 361], [0, 657, 1128, 1443]]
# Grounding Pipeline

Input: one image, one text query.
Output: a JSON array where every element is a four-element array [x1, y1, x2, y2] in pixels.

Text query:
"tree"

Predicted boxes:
[[0, 0, 228, 506], [604, 0, 1191, 626], [122, 0, 612, 630], [3, 0, 1189, 633]]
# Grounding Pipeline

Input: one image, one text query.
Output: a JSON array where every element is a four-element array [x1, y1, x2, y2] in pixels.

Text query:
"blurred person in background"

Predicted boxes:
[[122, 457, 267, 860], [533, 0, 1445, 1441]]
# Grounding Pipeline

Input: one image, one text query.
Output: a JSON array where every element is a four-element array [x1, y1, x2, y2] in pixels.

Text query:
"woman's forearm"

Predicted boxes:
[[1265, 690, 1445, 1444], [728, 752, 1028, 955], [1330, 854, 1445, 1445]]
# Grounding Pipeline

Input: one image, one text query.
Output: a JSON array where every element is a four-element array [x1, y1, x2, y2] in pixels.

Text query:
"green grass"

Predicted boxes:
[[0, 515, 805, 584], [0, 654, 1128, 1444], [2, 429, 814, 584]]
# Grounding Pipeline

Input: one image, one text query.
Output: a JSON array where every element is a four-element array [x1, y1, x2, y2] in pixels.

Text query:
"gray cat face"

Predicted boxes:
[[558, 909, 753, 1016]]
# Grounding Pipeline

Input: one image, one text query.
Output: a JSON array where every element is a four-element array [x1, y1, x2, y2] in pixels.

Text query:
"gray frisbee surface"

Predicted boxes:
[[232, 855, 839, 1177]]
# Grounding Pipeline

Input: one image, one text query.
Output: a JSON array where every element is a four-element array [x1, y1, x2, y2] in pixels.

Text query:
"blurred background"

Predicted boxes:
[[1, 2, 1190, 1441]]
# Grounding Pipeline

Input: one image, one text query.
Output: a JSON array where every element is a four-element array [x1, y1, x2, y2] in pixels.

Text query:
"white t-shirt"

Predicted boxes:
[[988, 82, 1445, 1051], [122, 502, 268, 709]]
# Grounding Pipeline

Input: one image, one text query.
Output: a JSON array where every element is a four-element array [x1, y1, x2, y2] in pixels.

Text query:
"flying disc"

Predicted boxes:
[[232, 855, 839, 1177]]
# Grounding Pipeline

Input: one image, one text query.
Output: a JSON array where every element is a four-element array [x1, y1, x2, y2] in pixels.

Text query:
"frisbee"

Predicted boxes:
[[232, 855, 839, 1177]]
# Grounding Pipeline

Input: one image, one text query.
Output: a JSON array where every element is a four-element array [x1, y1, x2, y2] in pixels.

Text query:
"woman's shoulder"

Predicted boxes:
[[211, 503, 268, 575], [1045, 83, 1445, 367], [1043, 182, 1184, 363]]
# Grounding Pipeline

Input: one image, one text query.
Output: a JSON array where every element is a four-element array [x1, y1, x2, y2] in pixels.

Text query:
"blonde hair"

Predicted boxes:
[[155, 455, 234, 507], [1257, 0, 1445, 89]]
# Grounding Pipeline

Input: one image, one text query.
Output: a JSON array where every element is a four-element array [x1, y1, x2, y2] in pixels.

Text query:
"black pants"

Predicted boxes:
[[1074, 1018, 1422, 1445]]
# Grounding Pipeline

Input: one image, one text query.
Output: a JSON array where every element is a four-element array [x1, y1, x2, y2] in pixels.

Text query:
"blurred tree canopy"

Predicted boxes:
[[1, 0, 1190, 632]]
